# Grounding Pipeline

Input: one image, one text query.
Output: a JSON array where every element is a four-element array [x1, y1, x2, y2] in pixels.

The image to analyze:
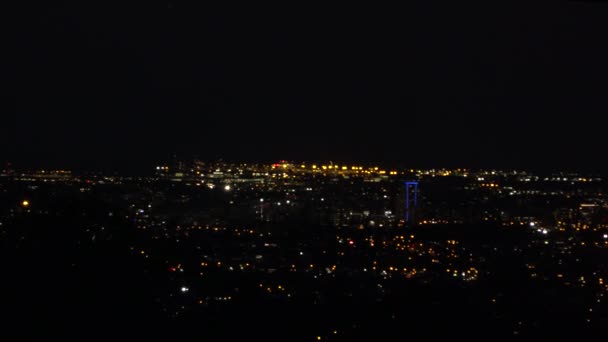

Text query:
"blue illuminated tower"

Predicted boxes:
[[405, 181, 419, 225]]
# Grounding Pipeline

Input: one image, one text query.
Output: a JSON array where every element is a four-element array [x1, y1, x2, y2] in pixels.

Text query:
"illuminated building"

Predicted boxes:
[[405, 181, 419, 225]]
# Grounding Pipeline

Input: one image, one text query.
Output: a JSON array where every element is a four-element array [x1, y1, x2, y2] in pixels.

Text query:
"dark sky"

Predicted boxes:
[[3, 3, 608, 173]]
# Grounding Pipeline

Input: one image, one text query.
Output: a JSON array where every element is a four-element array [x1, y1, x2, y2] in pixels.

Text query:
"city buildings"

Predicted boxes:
[[1, 161, 607, 339]]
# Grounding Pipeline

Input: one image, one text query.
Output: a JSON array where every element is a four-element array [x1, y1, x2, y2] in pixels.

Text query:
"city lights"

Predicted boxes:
[[7, 2, 608, 338], [3, 161, 608, 339]]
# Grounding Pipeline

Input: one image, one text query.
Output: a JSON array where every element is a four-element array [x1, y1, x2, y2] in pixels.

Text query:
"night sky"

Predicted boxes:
[[3, 3, 608, 174]]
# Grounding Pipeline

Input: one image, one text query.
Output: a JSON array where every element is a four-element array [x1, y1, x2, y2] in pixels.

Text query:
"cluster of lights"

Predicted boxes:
[[277, 163, 405, 175]]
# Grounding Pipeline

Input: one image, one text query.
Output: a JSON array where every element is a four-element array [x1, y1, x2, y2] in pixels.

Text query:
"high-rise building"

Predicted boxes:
[[405, 181, 419, 225]]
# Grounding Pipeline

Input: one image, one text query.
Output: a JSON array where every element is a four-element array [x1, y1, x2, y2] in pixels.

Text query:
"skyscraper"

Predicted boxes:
[[405, 181, 419, 225]]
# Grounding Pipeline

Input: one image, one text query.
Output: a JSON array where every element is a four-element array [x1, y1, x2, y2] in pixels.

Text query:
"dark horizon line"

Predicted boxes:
[[2, 159, 606, 177]]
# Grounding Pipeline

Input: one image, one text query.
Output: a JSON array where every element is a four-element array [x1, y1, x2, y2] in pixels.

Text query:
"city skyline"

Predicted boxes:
[[2, 158, 607, 177], [4, 3, 608, 339], [2, 151, 608, 339]]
